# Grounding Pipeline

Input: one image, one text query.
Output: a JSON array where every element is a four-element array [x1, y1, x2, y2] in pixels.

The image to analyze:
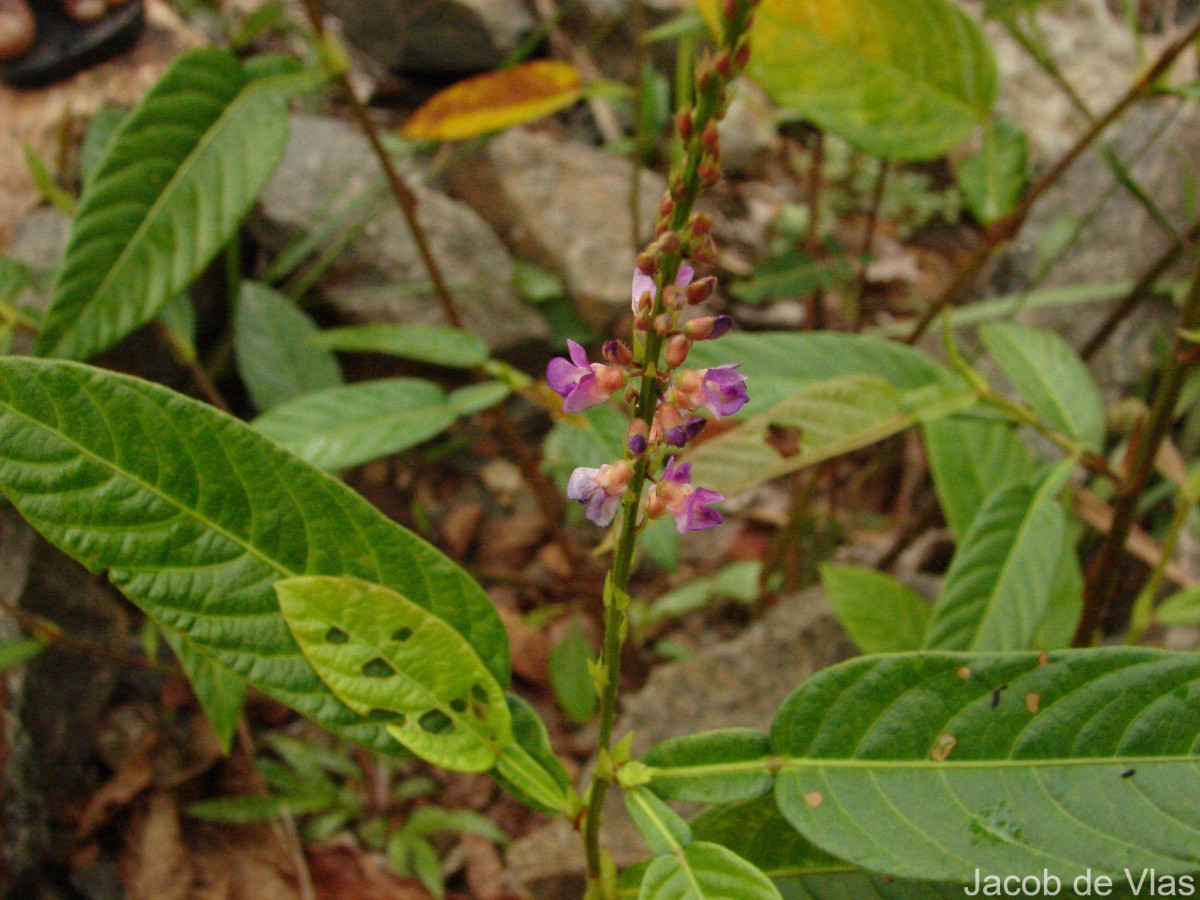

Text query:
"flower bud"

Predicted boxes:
[[692, 237, 717, 265], [625, 386, 640, 406], [634, 289, 654, 316], [657, 231, 682, 255], [653, 313, 674, 335], [700, 122, 720, 154], [684, 314, 734, 340], [670, 172, 686, 198], [658, 193, 674, 219], [600, 459, 634, 493], [665, 334, 691, 368], [722, 0, 737, 21], [654, 220, 671, 236], [675, 109, 693, 141], [636, 307, 655, 331], [734, 38, 751, 70], [643, 489, 667, 519], [603, 339, 634, 366], [657, 402, 687, 447], [626, 420, 650, 456], [594, 365, 627, 393], [685, 275, 718, 305], [690, 213, 713, 237], [698, 159, 722, 188], [663, 285, 685, 313], [714, 50, 733, 78], [636, 251, 658, 276]]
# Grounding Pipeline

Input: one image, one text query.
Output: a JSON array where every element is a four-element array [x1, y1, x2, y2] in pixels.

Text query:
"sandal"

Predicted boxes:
[[1, 0, 144, 89]]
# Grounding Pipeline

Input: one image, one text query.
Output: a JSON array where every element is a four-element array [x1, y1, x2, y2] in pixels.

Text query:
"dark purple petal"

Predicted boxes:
[[662, 457, 692, 485], [627, 433, 648, 455], [685, 417, 706, 439], [675, 487, 725, 532], [708, 315, 735, 339], [664, 425, 688, 447]]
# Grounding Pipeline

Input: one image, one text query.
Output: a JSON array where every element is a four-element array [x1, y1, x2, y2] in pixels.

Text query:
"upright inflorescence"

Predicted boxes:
[[545, 0, 756, 539]]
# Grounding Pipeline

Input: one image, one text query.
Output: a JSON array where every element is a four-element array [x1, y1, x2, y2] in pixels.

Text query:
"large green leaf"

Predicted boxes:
[[701, 0, 997, 160], [639, 729, 774, 805], [686, 375, 970, 495], [819, 564, 930, 654], [925, 464, 1071, 652], [36, 50, 314, 360], [0, 357, 508, 757], [251, 378, 459, 471], [771, 649, 1200, 882], [922, 414, 1035, 539], [276, 576, 511, 772], [979, 322, 1107, 452], [162, 627, 246, 753], [956, 117, 1030, 225], [235, 282, 343, 411]]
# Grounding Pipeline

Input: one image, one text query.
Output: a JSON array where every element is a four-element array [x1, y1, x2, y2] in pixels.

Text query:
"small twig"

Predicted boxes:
[[1074, 248, 1200, 646], [853, 158, 889, 329], [0, 300, 40, 334], [1080, 214, 1200, 360], [804, 130, 826, 330], [905, 17, 1200, 344]]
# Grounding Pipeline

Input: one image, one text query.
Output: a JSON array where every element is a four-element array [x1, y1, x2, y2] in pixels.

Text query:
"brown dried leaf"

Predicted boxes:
[[306, 840, 430, 900]]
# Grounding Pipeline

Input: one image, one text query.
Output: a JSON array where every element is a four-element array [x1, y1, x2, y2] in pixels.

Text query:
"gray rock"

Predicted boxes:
[[505, 588, 855, 895], [322, 0, 536, 75], [6, 208, 69, 355], [447, 128, 665, 328], [251, 115, 546, 352], [719, 78, 779, 175]]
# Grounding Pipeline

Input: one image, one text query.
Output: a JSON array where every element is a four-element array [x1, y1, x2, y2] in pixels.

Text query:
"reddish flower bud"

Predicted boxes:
[[690, 213, 714, 237], [657, 231, 682, 255], [686, 275, 718, 305], [659, 193, 675, 219], [697, 65, 714, 91], [701, 122, 720, 154], [684, 314, 734, 340], [655, 220, 671, 236], [665, 334, 691, 368], [663, 285, 685, 313], [692, 238, 717, 266], [722, 0, 737, 21], [636, 251, 658, 276], [676, 109, 694, 141], [698, 159, 722, 188], [734, 38, 751, 69], [594, 365, 627, 393], [643, 489, 667, 519], [654, 313, 674, 335], [603, 339, 634, 366], [715, 50, 733, 78], [634, 290, 654, 315], [636, 307, 655, 331]]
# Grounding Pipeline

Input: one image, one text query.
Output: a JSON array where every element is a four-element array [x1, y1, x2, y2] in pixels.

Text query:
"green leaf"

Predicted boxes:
[[688, 332, 960, 419], [626, 786, 693, 857], [709, 0, 996, 160], [686, 375, 970, 495], [185, 792, 332, 822], [819, 564, 930, 654], [729, 252, 852, 307], [772, 649, 1200, 882], [1155, 585, 1200, 627], [1033, 542, 1084, 651], [549, 622, 597, 724], [956, 118, 1030, 224], [311, 323, 489, 369], [639, 841, 782, 900], [446, 382, 510, 418], [36, 49, 303, 360], [252, 378, 457, 471], [493, 693, 576, 815], [634, 561, 762, 630], [0, 357, 508, 757], [156, 294, 197, 360], [162, 628, 246, 753], [276, 575, 511, 773], [23, 145, 76, 215], [235, 282, 343, 411], [404, 806, 509, 844], [925, 464, 1072, 652], [979, 321, 1107, 452], [542, 403, 629, 490], [922, 414, 1035, 539], [641, 729, 774, 805], [80, 104, 128, 185], [0, 636, 47, 670]]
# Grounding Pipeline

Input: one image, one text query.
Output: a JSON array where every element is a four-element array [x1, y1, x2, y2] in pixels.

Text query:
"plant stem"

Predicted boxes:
[[804, 130, 826, 331], [854, 158, 889, 329], [905, 17, 1200, 344], [1125, 480, 1195, 643], [1074, 248, 1200, 646]]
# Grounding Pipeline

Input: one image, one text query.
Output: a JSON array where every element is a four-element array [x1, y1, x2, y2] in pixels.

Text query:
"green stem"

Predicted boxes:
[[1126, 483, 1195, 644], [1075, 249, 1200, 646]]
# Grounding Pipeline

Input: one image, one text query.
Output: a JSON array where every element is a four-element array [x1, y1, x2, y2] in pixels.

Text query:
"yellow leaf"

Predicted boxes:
[[402, 60, 583, 142]]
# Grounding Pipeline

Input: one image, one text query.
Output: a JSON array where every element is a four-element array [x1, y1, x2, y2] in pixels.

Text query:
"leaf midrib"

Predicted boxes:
[[47, 70, 284, 356]]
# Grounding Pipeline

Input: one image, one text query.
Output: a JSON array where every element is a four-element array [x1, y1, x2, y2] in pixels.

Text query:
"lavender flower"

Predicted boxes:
[[547, 340, 625, 413], [648, 457, 725, 533], [669, 364, 749, 419], [567, 461, 633, 526], [631, 265, 695, 313]]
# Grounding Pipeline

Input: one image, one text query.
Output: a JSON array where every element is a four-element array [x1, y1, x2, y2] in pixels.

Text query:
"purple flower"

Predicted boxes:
[[652, 457, 725, 533], [699, 365, 748, 418], [567, 462, 633, 526], [547, 340, 624, 413], [631, 265, 695, 313]]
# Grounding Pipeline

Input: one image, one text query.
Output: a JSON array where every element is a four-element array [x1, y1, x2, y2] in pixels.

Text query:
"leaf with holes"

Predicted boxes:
[[925, 462, 1072, 652], [402, 60, 582, 141], [820, 564, 930, 654], [979, 322, 1106, 452], [276, 576, 511, 772], [235, 282, 343, 411], [699, 0, 997, 160], [770, 649, 1200, 882], [35, 50, 320, 360], [0, 357, 508, 758], [923, 414, 1035, 539]]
